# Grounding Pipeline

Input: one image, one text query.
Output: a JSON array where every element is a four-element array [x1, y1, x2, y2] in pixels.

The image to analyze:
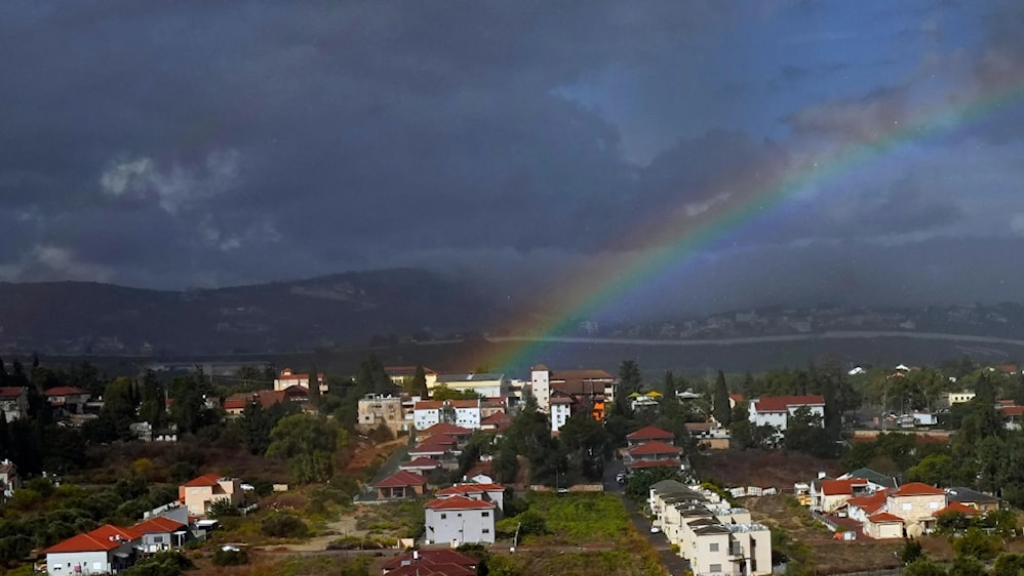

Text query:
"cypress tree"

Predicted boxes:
[[713, 370, 731, 427], [308, 364, 322, 406], [410, 365, 429, 398]]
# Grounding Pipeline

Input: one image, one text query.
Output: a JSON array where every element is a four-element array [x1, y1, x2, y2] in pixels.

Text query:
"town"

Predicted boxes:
[[0, 352, 1021, 576]]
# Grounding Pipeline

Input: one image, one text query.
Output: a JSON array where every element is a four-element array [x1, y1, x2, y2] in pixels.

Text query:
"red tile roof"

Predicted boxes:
[[480, 412, 511, 426], [0, 387, 25, 398], [400, 457, 441, 470], [44, 525, 140, 553], [935, 501, 982, 516], [848, 491, 889, 515], [44, 386, 87, 397], [421, 423, 473, 436], [183, 473, 223, 488], [448, 400, 480, 409], [383, 549, 478, 571], [425, 495, 495, 510], [627, 441, 681, 456], [627, 426, 674, 441], [1002, 406, 1024, 417], [435, 483, 504, 496], [729, 393, 744, 402], [132, 517, 187, 534], [891, 482, 946, 497], [416, 401, 444, 410], [867, 512, 904, 524], [409, 443, 451, 455], [420, 434, 457, 446], [375, 470, 428, 489], [820, 478, 868, 496], [753, 395, 825, 412]]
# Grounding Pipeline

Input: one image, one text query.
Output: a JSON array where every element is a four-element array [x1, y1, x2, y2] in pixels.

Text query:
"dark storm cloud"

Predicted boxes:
[[1, 1, 1023, 315]]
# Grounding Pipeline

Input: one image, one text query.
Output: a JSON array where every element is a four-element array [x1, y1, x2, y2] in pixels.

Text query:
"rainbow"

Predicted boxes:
[[478, 79, 1024, 374]]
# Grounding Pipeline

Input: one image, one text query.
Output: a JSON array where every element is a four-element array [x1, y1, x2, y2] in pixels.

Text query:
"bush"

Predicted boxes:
[[207, 499, 240, 519], [993, 552, 1024, 576], [902, 557, 947, 576], [260, 513, 309, 539], [953, 527, 1002, 561], [212, 547, 249, 566]]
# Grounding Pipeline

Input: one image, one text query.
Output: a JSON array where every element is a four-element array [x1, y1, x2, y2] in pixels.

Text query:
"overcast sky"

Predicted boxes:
[[2, 1, 1023, 318]]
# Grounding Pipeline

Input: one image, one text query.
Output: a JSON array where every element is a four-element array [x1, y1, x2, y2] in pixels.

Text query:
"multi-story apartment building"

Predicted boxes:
[[356, 394, 416, 434]]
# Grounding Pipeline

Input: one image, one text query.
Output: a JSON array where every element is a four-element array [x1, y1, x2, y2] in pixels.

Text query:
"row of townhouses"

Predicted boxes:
[[649, 480, 771, 576]]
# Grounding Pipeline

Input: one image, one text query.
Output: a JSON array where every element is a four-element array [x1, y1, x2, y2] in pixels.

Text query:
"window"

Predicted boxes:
[[482, 512, 490, 517], [154, 535, 165, 543], [929, 502, 940, 509], [709, 543, 719, 552], [709, 564, 722, 573], [901, 503, 912, 511], [482, 528, 491, 533], [458, 513, 462, 517], [441, 514, 447, 519]]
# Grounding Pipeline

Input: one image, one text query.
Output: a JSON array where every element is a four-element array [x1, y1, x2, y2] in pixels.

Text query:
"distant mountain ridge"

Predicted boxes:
[[0, 268, 502, 356]]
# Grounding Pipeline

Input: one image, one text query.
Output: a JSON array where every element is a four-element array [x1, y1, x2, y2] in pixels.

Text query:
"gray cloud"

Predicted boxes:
[[0, 1, 1022, 317]]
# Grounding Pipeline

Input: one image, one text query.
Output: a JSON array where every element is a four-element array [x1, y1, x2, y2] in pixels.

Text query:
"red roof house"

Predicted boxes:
[[45, 525, 142, 574], [626, 426, 675, 446], [375, 471, 428, 499]]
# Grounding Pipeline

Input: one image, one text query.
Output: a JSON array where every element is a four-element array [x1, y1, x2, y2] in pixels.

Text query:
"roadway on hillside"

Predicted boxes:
[[604, 459, 690, 576]]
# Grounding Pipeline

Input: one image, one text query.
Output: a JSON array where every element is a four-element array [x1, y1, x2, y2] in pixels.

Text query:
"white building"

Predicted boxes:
[[431, 373, 509, 398], [550, 397, 572, 432], [424, 495, 496, 546], [0, 387, 28, 422], [414, 400, 483, 430], [529, 365, 615, 414], [274, 367, 328, 394], [748, 395, 826, 431], [44, 525, 140, 576]]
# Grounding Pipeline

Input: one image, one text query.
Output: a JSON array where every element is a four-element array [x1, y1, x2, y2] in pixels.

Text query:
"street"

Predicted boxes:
[[603, 458, 691, 576]]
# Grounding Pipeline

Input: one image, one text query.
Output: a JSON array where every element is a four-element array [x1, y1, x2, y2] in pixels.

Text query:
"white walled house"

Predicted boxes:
[[45, 525, 140, 576], [431, 373, 510, 398], [414, 400, 483, 431], [0, 387, 28, 422], [274, 367, 328, 394], [424, 495, 496, 545], [748, 395, 826, 431], [529, 365, 615, 414], [550, 397, 572, 431], [530, 365, 551, 411]]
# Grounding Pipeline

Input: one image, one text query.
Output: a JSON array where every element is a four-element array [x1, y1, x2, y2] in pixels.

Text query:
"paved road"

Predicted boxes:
[[603, 459, 690, 576]]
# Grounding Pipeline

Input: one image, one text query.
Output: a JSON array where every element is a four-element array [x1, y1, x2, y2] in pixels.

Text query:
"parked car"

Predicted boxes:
[[649, 526, 661, 534]]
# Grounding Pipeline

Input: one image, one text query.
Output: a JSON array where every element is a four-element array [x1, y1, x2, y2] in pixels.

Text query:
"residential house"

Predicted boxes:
[[550, 396, 572, 432], [131, 517, 189, 553], [420, 423, 474, 443], [430, 373, 510, 398], [479, 412, 512, 433], [44, 386, 91, 415], [864, 512, 905, 539], [629, 391, 663, 411], [810, 478, 870, 514], [356, 394, 415, 435], [408, 442, 453, 460], [885, 482, 947, 537], [0, 387, 28, 422], [273, 367, 327, 394], [625, 441, 682, 471], [414, 400, 483, 430], [44, 524, 140, 576], [424, 495, 497, 545], [382, 549, 478, 576], [375, 471, 428, 500], [0, 459, 20, 498], [946, 487, 1000, 513], [529, 365, 615, 416], [399, 457, 442, 474], [385, 366, 438, 388], [179, 473, 243, 517], [1000, 406, 1024, 431], [222, 386, 309, 417], [934, 501, 983, 521], [846, 490, 890, 523], [748, 395, 826, 431], [627, 426, 675, 447], [434, 483, 505, 513], [838, 468, 899, 490], [948, 391, 976, 405]]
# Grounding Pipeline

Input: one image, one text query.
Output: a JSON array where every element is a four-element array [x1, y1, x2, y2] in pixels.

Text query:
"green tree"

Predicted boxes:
[[902, 557, 947, 576], [906, 454, 956, 487], [953, 527, 1002, 562], [308, 364, 322, 407], [713, 370, 731, 427], [784, 406, 835, 458], [409, 365, 429, 398], [267, 414, 343, 484], [558, 410, 610, 481], [492, 441, 519, 484], [948, 556, 986, 576], [900, 538, 924, 565], [101, 377, 139, 440], [662, 371, 676, 399], [137, 370, 165, 429], [992, 552, 1024, 576], [612, 360, 642, 417], [624, 467, 682, 502], [729, 402, 753, 449]]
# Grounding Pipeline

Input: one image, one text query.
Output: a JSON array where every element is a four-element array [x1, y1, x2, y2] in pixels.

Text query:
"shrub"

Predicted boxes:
[[207, 499, 240, 519], [260, 513, 309, 539], [993, 552, 1024, 576], [953, 527, 1002, 561], [212, 547, 249, 566]]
